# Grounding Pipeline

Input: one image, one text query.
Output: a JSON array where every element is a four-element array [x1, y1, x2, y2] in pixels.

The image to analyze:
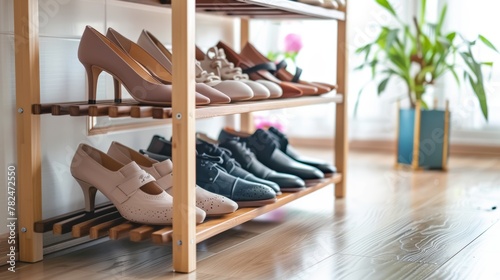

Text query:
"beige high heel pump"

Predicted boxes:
[[105, 28, 232, 104], [77, 26, 210, 106]]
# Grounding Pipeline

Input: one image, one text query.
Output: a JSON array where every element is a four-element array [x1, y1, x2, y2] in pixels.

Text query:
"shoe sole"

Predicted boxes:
[[279, 187, 306, 192], [236, 198, 277, 208], [323, 172, 335, 178]]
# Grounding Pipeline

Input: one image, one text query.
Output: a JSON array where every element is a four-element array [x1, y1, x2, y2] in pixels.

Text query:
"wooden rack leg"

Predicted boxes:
[[14, 0, 44, 262], [171, 0, 197, 273], [240, 18, 249, 50], [240, 113, 255, 133], [335, 7, 349, 198], [239, 19, 254, 133]]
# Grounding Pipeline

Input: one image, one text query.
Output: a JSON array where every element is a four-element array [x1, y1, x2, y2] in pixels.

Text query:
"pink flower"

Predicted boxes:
[[254, 115, 286, 131], [284, 33, 303, 53]]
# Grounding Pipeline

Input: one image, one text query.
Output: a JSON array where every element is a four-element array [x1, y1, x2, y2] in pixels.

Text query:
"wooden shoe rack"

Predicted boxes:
[[14, 0, 348, 273]]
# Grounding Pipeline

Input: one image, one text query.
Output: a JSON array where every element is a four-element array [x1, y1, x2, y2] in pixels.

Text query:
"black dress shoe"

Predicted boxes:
[[218, 128, 324, 180], [145, 135, 277, 207], [268, 126, 337, 175], [218, 138, 305, 192], [196, 137, 282, 194]]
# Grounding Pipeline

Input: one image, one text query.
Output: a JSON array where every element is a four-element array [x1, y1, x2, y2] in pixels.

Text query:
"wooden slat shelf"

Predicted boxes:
[[196, 94, 342, 119], [195, 173, 341, 243], [121, 0, 346, 20], [33, 174, 340, 244], [32, 94, 343, 119], [34, 202, 114, 233]]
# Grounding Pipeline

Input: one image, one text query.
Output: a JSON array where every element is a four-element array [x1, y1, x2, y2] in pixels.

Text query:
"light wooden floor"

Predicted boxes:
[[4, 150, 500, 280]]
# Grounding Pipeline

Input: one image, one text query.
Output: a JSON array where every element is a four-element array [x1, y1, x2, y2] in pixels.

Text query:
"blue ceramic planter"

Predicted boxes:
[[397, 108, 450, 169]]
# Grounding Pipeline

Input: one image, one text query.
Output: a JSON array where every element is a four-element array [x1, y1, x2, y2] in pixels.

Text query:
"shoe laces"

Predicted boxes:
[[195, 61, 221, 86], [218, 147, 243, 170], [206, 47, 249, 81], [197, 153, 227, 173], [200, 142, 243, 171], [236, 141, 257, 161], [268, 127, 288, 149]]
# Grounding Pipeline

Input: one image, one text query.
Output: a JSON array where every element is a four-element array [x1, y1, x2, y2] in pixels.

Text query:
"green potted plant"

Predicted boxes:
[[355, 0, 497, 169]]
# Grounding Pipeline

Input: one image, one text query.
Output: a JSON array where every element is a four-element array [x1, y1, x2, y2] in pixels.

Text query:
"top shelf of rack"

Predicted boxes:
[[121, 0, 346, 20]]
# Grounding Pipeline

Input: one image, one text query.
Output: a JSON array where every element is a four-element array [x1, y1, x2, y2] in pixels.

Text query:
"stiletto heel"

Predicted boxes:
[[74, 179, 98, 212], [113, 78, 122, 103], [83, 64, 102, 104], [77, 26, 210, 106]]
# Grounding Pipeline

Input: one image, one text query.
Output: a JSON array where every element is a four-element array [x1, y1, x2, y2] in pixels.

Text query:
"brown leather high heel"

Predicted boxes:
[[240, 42, 334, 95], [216, 41, 306, 98], [78, 26, 210, 106]]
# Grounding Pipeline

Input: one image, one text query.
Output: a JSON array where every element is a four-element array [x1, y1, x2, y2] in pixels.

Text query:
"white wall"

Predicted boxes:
[[0, 0, 236, 234], [246, 1, 415, 139], [245, 0, 500, 145]]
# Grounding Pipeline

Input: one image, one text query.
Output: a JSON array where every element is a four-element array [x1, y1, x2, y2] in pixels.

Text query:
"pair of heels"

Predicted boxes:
[[137, 30, 260, 102], [79, 26, 251, 106], [196, 46, 283, 100], [216, 41, 337, 98], [70, 142, 238, 226]]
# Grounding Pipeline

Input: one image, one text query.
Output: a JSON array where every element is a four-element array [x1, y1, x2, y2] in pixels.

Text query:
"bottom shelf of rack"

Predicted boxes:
[[36, 174, 341, 245], [193, 173, 341, 243]]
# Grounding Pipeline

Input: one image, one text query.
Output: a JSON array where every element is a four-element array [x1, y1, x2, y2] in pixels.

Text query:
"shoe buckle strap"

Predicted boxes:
[[156, 173, 173, 191], [112, 170, 155, 204]]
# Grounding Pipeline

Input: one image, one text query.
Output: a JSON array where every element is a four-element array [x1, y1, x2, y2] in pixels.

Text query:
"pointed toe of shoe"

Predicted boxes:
[[213, 81, 254, 101], [240, 80, 270, 100], [307, 82, 330, 94], [293, 83, 318, 95], [196, 187, 238, 216], [196, 83, 231, 104], [279, 82, 303, 98], [196, 207, 207, 223], [256, 80, 283, 98], [195, 92, 211, 105], [269, 173, 306, 192]]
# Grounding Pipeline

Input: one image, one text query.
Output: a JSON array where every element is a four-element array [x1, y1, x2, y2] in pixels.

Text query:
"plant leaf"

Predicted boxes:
[[478, 35, 499, 53], [436, 4, 447, 36], [355, 43, 371, 54], [377, 77, 390, 96], [385, 29, 399, 52], [420, 100, 429, 110], [448, 66, 461, 86], [467, 75, 489, 120], [419, 0, 427, 27], [375, 0, 397, 17], [481, 62, 494, 67], [445, 32, 456, 42]]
